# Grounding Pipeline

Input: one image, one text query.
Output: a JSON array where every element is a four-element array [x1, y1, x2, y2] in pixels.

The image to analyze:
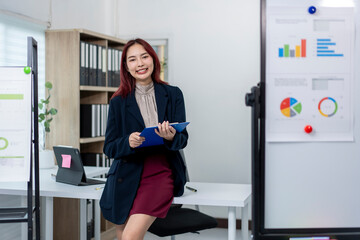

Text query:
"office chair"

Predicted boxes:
[[148, 150, 218, 239]]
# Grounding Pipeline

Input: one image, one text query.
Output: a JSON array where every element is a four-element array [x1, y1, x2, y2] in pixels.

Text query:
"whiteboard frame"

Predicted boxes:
[[252, 0, 360, 239]]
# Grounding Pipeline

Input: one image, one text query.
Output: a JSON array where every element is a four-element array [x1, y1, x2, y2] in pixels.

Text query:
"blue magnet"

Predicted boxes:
[[308, 6, 316, 14]]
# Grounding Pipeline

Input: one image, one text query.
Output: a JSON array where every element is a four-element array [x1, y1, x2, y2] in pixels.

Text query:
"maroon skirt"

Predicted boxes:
[[129, 154, 174, 218]]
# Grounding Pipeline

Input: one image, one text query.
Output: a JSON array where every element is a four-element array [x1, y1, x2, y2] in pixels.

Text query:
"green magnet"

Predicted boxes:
[[24, 67, 31, 74]]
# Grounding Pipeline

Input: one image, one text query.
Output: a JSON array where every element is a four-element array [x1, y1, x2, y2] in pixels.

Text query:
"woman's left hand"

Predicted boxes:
[[155, 121, 176, 141]]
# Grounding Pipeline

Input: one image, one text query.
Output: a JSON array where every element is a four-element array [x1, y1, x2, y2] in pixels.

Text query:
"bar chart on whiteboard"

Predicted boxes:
[[265, 7, 354, 142]]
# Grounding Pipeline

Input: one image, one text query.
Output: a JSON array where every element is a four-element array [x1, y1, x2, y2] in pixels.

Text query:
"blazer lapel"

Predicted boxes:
[[154, 83, 168, 123], [126, 92, 145, 128]]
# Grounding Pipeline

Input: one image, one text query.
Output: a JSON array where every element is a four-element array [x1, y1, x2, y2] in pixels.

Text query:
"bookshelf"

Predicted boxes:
[[45, 29, 125, 240]]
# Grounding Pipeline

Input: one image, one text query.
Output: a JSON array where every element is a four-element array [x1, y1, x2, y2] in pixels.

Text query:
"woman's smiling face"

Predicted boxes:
[[126, 43, 154, 85]]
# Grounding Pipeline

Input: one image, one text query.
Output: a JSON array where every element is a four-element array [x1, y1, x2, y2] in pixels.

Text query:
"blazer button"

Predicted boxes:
[[117, 178, 123, 183]]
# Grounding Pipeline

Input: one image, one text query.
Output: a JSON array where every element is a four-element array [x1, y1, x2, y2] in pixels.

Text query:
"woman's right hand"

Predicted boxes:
[[129, 132, 145, 148]]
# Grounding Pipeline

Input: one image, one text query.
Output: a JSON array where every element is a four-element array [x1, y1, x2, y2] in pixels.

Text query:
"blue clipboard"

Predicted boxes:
[[137, 122, 190, 148]]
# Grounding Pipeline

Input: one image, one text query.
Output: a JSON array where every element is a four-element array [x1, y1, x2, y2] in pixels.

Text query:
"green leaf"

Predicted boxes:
[[39, 114, 45, 120], [45, 82, 53, 89], [38, 81, 57, 132], [49, 108, 58, 115]]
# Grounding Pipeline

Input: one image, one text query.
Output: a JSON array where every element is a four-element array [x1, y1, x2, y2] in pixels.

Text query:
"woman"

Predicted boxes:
[[100, 38, 188, 240]]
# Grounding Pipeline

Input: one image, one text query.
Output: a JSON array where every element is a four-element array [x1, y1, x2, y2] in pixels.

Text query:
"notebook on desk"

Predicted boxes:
[[53, 146, 106, 186]]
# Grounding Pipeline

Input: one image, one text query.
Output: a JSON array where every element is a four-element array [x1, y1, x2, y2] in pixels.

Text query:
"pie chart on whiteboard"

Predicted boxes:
[[280, 97, 302, 117]]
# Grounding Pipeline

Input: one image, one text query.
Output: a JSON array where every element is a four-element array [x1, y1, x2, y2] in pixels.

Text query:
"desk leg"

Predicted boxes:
[[80, 199, 87, 240], [46, 197, 53, 240], [228, 206, 236, 240], [21, 196, 27, 240], [241, 204, 249, 240], [94, 200, 100, 240]]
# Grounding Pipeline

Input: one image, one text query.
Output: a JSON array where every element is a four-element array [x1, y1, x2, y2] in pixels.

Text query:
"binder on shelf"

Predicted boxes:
[[138, 122, 190, 148], [100, 104, 108, 136], [114, 49, 118, 87], [118, 50, 122, 86], [80, 41, 86, 85], [80, 104, 109, 138], [80, 104, 93, 138], [114, 50, 121, 87], [85, 42, 90, 85], [111, 49, 116, 87], [96, 104, 101, 137], [101, 47, 106, 87], [89, 44, 97, 86], [96, 45, 101, 86], [107, 48, 112, 87], [96, 45, 106, 86], [92, 44, 98, 86], [81, 153, 100, 166], [81, 152, 110, 168]]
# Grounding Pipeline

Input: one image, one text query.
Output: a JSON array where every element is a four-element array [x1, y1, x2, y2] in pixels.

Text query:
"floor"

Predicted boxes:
[[143, 228, 243, 240]]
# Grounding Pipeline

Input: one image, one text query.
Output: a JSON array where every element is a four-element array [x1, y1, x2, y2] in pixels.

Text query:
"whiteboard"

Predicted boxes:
[[0, 67, 32, 182], [264, 0, 360, 231]]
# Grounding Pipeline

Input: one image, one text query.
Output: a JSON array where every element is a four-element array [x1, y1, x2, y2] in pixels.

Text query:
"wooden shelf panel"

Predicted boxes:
[[107, 87, 118, 92], [46, 29, 127, 240], [79, 136, 105, 144], [80, 86, 117, 92], [80, 140, 104, 153], [46, 29, 127, 45], [80, 91, 108, 104]]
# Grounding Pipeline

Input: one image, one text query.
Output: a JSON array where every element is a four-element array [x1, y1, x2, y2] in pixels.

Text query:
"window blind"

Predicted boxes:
[[0, 13, 46, 99]]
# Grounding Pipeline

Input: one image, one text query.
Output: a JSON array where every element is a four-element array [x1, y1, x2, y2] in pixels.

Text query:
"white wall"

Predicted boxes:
[[0, 0, 116, 36], [117, 0, 260, 185], [50, 0, 115, 36], [0, 0, 50, 24]]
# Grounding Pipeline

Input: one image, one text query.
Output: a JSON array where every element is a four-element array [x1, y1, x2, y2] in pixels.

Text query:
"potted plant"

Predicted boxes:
[[38, 81, 58, 168]]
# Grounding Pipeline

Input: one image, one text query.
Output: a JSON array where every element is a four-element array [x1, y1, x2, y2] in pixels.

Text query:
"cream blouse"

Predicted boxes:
[[135, 81, 158, 128]]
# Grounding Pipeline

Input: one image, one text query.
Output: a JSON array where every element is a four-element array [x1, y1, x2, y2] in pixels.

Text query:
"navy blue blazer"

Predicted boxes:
[[100, 82, 188, 225]]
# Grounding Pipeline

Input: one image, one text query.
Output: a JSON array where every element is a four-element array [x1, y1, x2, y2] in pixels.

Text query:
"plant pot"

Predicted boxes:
[[39, 149, 55, 169]]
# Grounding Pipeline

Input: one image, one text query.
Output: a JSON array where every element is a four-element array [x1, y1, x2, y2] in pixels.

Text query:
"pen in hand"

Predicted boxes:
[[186, 186, 197, 192]]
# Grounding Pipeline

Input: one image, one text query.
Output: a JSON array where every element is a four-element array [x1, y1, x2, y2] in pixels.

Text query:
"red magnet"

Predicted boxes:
[[304, 125, 313, 134]]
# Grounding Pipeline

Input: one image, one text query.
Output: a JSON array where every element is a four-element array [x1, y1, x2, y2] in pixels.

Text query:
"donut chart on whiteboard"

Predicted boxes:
[[280, 97, 302, 117], [0, 137, 8, 150], [318, 97, 338, 117]]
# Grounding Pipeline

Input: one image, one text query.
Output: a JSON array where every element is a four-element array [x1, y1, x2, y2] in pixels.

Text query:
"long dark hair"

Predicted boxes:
[[112, 38, 167, 98]]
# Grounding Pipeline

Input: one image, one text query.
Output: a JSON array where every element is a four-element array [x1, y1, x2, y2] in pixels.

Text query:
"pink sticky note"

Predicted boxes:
[[61, 154, 71, 168]]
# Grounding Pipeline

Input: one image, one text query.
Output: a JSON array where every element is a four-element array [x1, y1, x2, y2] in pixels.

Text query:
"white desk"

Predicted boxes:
[[176, 182, 251, 240], [0, 169, 251, 240], [0, 167, 108, 240]]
